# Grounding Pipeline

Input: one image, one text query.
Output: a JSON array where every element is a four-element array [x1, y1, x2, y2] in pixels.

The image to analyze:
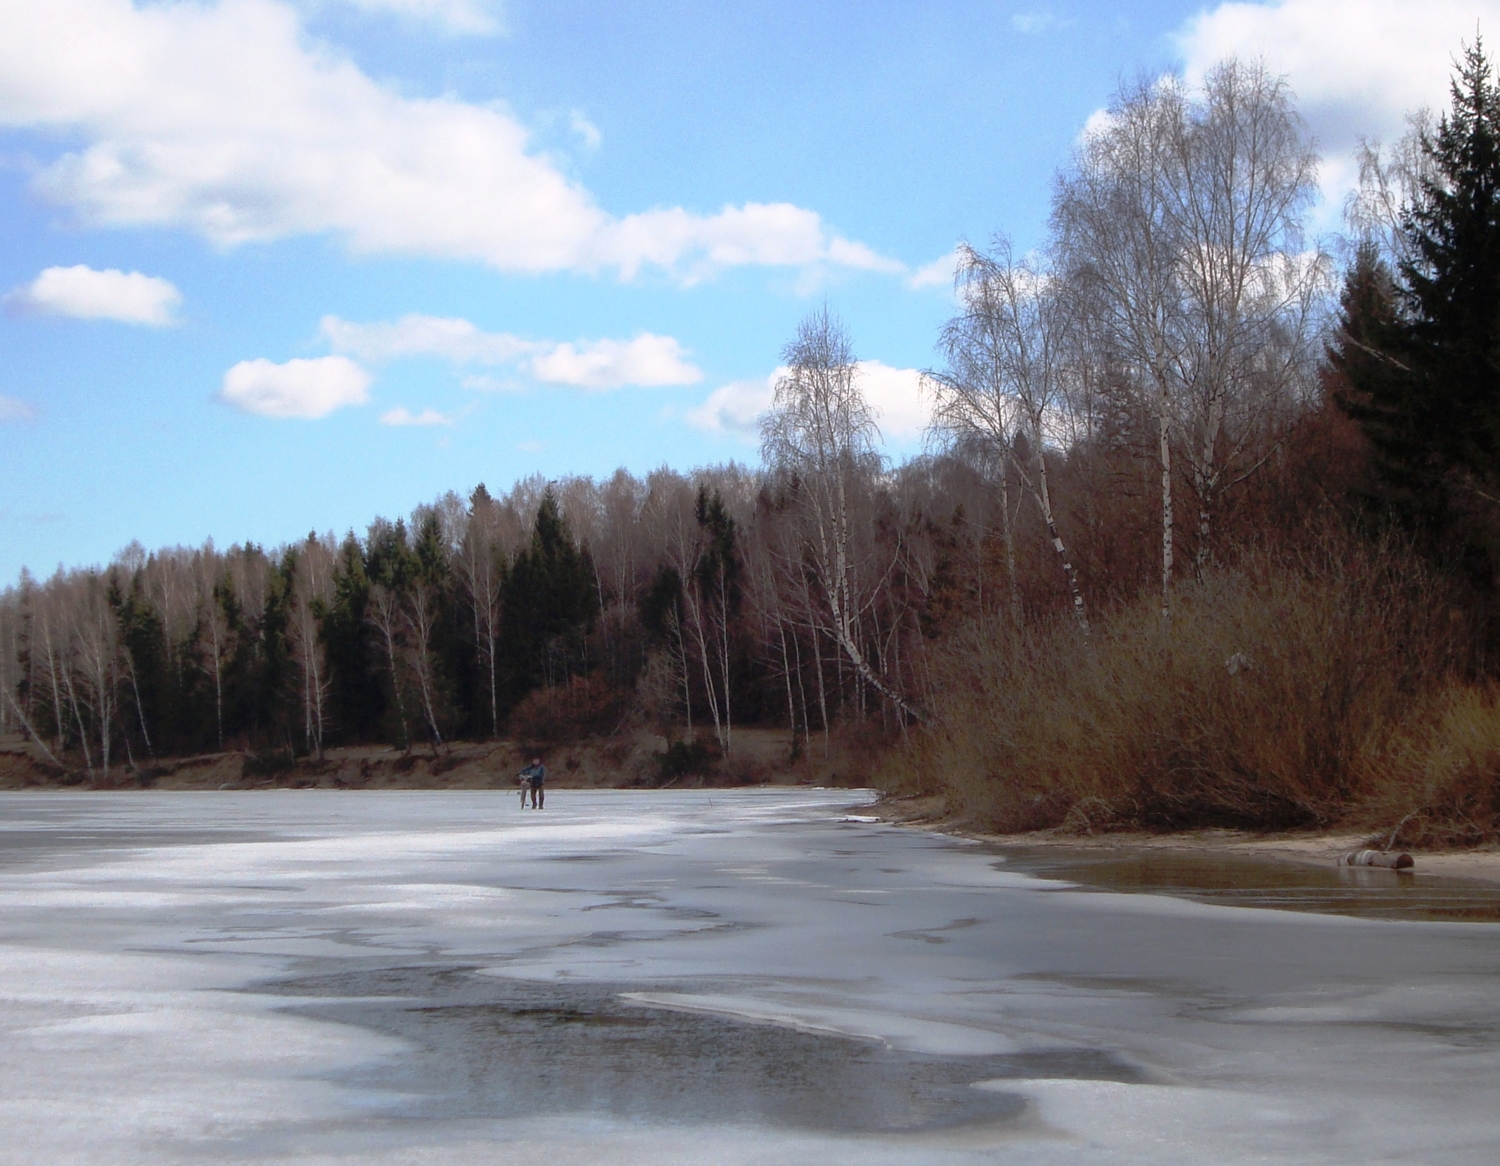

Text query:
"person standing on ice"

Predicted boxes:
[[518, 757, 546, 809]]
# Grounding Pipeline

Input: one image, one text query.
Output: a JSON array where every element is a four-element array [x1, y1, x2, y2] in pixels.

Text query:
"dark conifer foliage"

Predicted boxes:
[[499, 490, 597, 709], [1341, 44, 1500, 582], [322, 535, 383, 742], [639, 565, 685, 645]]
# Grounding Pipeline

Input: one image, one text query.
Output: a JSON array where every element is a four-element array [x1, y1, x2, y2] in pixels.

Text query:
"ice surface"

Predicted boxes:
[[1, 789, 1498, 1164]]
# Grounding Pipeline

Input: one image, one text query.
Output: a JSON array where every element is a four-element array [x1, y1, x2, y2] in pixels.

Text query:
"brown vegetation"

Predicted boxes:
[[877, 533, 1500, 842]]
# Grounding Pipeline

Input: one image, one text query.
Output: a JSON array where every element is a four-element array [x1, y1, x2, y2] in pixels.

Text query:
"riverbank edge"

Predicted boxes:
[[872, 792, 1500, 888]]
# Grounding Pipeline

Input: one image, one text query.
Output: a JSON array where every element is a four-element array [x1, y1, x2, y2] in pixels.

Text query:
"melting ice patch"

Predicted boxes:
[[0, 789, 1498, 1164], [621, 991, 1023, 1055]]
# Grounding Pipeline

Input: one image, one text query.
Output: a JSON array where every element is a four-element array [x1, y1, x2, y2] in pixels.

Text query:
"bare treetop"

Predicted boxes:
[[760, 306, 882, 478]]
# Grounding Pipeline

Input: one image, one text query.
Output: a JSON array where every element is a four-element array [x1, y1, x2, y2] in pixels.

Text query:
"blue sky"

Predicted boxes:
[[1, 0, 1493, 582]]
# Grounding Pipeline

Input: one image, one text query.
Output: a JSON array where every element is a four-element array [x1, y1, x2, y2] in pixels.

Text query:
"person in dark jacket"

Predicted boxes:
[[518, 758, 546, 809]]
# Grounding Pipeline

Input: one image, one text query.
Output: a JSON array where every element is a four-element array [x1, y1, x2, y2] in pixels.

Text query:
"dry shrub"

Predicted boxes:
[[884, 537, 1463, 833], [506, 676, 630, 743], [792, 721, 904, 788], [1362, 684, 1500, 848]]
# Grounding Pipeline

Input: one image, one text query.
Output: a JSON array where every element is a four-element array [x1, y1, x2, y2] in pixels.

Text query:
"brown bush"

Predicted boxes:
[[880, 536, 1468, 834], [1361, 684, 1500, 848], [506, 676, 631, 743]]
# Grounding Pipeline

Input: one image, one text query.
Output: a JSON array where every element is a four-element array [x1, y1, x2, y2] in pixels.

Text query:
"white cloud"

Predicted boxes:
[[686, 372, 779, 437], [217, 355, 370, 418], [531, 333, 702, 389], [3, 264, 180, 325], [322, 314, 702, 388], [687, 361, 931, 442], [1078, 106, 1117, 144], [598, 201, 899, 283], [379, 405, 454, 426], [0, 0, 893, 282], [321, 313, 533, 363], [335, 0, 502, 36], [857, 360, 931, 440], [0, 394, 39, 423], [908, 248, 960, 290], [1176, 1, 1500, 215]]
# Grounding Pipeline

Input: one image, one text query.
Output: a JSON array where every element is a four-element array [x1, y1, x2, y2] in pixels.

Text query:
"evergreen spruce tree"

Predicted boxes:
[[364, 519, 416, 749], [1343, 43, 1500, 581], [321, 534, 384, 743], [112, 572, 169, 761], [1329, 241, 1404, 492], [498, 490, 597, 708]]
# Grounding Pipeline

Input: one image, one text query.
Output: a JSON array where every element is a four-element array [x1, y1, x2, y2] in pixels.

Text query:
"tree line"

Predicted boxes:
[[7, 49, 1500, 815]]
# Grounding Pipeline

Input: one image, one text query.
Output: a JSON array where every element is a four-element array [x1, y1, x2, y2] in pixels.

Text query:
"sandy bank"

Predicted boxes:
[[876, 793, 1500, 888]]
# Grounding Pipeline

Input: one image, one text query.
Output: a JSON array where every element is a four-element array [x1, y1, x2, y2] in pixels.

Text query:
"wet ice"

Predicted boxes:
[[1, 789, 1498, 1164]]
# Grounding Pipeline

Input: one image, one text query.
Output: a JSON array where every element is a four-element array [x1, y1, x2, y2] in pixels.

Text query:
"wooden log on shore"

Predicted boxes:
[[1341, 849, 1414, 870]]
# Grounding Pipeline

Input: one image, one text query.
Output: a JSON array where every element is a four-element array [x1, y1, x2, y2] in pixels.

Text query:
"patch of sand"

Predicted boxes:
[[875, 793, 1500, 888]]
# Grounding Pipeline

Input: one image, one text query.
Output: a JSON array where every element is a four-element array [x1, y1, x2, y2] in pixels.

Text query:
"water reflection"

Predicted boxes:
[[993, 846, 1500, 921]]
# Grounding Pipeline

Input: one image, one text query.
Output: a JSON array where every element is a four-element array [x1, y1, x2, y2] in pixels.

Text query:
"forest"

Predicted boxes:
[[7, 50, 1500, 845]]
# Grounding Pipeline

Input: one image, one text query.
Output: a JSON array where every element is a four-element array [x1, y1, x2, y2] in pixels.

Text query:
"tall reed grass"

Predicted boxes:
[[882, 537, 1500, 841]]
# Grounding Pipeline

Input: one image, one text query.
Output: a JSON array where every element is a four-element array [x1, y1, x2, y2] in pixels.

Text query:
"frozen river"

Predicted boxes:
[[1, 789, 1498, 1165]]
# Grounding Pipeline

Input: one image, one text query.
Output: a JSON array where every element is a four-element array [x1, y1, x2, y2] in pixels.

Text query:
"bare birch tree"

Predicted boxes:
[[459, 485, 506, 736], [367, 582, 410, 752], [403, 574, 445, 754], [644, 471, 730, 747], [287, 537, 334, 758], [70, 574, 119, 783], [194, 547, 230, 751], [1055, 60, 1325, 607], [1168, 60, 1325, 573], [761, 307, 924, 723], [929, 240, 1090, 634], [1055, 75, 1190, 619]]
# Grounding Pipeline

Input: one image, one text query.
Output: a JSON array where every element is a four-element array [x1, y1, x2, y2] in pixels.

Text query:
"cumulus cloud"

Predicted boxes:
[[217, 355, 370, 418], [336, 0, 502, 36], [688, 361, 931, 442], [908, 249, 961, 290], [0, 0, 892, 281], [320, 313, 533, 363], [322, 313, 702, 388], [530, 334, 702, 389], [379, 405, 454, 426], [0, 394, 39, 423], [686, 372, 779, 438], [1176, 0, 1500, 210], [3, 264, 180, 325], [858, 361, 932, 440]]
